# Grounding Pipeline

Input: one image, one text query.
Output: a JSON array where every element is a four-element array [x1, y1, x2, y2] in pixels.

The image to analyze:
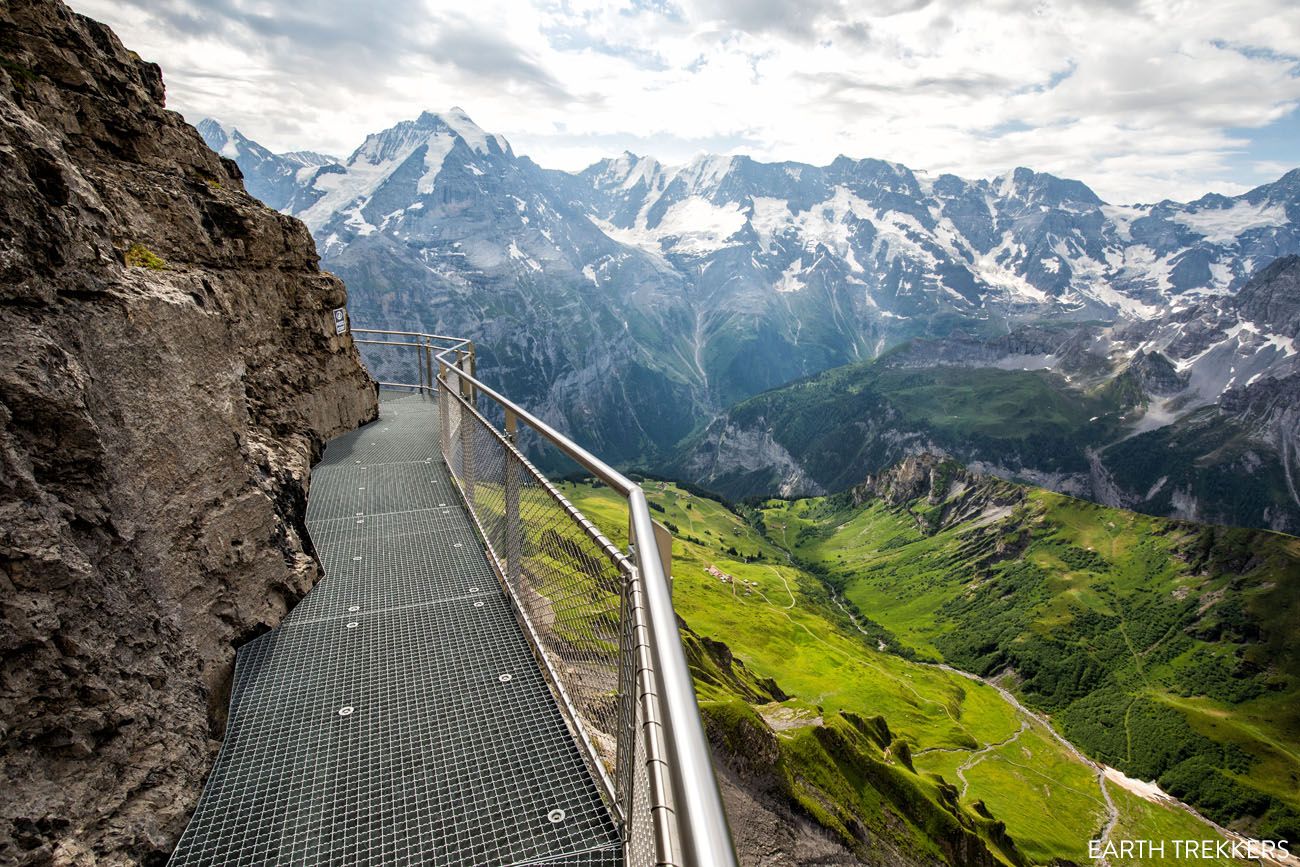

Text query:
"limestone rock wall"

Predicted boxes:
[[0, 0, 378, 862]]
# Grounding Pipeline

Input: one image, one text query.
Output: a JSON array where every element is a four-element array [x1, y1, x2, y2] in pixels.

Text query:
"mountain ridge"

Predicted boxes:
[[202, 107, 1300, 327], [201, 111, 1300, 526]]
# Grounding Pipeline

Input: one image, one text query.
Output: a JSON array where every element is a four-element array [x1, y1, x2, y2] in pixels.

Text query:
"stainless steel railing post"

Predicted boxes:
[[458, 353, 475, 502], [467, 344, 477, 400], [424, 337, 434, 394], [503, 409, 522, 586], [438, 358, 451, 461], [501, 410, 522, 587]]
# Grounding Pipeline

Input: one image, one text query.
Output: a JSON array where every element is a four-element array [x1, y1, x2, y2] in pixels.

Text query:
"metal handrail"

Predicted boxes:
[[353, 331, 472, 394], [351, 327, 738, 867]]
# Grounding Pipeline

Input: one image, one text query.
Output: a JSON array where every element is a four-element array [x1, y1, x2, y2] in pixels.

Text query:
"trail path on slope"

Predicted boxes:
[[765, 565, 797, 609], [955, 720, 1028, 798], [827, 593, 1121, 857]]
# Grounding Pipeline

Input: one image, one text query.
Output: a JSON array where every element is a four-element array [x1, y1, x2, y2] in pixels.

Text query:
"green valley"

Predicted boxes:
[[760, 456, 1300, 846], [561, 476, 1264, 865]]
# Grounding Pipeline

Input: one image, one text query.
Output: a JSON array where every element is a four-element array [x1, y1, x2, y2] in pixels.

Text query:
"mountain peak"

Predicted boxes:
[[279, 150, 339, 167], [405, 107, 510, 158], [1246, 166, 1300, 203], [195, 117, 246, 159], [995, 165, 1102, 206], [677, 153, 737, 191], [1235, 255, 1300, 338], [195, 116, 232, 138]]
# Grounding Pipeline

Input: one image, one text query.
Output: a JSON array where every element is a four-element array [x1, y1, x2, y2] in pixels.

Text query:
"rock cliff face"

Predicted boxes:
[[1235, 255, 1300, 339], [0, 1, 377, 863], [851, 455, 1026, 536]]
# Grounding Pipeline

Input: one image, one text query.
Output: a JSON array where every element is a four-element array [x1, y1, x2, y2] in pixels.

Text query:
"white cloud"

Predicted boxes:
[[74, 0, 1300, 202]]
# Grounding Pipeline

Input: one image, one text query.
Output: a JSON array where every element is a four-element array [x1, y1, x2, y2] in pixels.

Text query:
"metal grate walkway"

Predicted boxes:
[[170, 392, 622, 866]]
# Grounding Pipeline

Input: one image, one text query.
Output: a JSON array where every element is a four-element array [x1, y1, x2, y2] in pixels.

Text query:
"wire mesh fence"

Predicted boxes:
[[354, 330, 444, 392], [439, 358, 670, 867]]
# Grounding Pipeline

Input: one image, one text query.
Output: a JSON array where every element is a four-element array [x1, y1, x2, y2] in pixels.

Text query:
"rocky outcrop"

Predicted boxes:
[[0, 1, 377, 863], [852, 455, 1026, 536], [679, 420, 827, 500], [1235, 255, 1300, 339], [852, 454, 953, 507], [1124, 349, 1186, 396], [691, 636, 925, 867]]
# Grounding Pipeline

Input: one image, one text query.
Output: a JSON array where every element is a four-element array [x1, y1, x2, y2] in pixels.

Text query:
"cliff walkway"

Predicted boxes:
[[170, 392, 621, 865], [169, 331, 737, 867]]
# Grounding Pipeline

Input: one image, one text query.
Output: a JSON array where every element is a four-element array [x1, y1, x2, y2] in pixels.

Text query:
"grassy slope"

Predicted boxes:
[[563, 480, 1252, 865], [764, 473, 1300, 843]]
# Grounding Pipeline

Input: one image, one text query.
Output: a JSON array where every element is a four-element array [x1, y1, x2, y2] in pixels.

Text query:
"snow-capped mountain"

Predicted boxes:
[[195, 118, 338, 211], [1111, 257, 1300, 420], [200, 110, 700, 461], [289, 108, 513, 243], [1090, 257, 1300, 529], [197, 110, 1300, 469], [567, 152, 1300, 316]]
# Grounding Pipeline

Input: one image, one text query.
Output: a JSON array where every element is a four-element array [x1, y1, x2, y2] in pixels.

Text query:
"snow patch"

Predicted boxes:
[[750, 188, 868, 273], [343, 206, 376, 236], [653, 196, 747, 254], [972, 232, 1048, 303], [774, 260, 805, 293], [1100, 204, 1149, 241], [590, 216, 662, 256], [507, 239, 542, 272], [417, 135, 457, 194], [1173, 201, 1288, 244], [300, 158, 404, 233], [865, 208, 936, 269], [1103, 767, 1175, 805]]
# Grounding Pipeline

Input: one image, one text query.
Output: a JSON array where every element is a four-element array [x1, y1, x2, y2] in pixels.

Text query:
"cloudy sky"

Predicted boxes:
[[79, 0, 1300, 203]]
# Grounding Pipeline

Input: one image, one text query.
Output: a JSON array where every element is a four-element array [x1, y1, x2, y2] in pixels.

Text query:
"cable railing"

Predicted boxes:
[[352, 328, 738, 867]]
